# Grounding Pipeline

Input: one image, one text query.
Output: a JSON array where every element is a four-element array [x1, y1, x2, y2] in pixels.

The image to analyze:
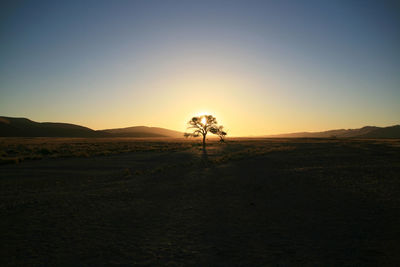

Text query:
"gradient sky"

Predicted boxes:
[[1, 0, 399, 136]]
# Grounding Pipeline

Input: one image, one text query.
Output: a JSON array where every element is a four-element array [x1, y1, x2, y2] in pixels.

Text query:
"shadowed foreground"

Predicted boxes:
[[1, 138, 399, 265]]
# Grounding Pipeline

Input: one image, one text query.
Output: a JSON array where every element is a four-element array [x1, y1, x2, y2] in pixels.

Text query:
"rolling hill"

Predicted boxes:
[[99, 126, 183, 138], [0, 116, 183, 138], [0, 116, 106, 137], [266, 125, 400, 139]]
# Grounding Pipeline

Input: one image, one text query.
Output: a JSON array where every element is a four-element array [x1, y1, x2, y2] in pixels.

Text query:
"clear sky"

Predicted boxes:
[[1, 0, 399, 136]]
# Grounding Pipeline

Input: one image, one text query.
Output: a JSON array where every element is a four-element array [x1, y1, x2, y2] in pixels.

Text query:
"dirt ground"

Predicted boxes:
[[1, 138, 399, 266]]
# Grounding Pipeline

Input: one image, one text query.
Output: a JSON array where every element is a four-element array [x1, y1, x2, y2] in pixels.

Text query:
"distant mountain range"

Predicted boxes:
[[0, 116, 183, 138], [1, 116, 399, 138], [265, 125, 400, 139]]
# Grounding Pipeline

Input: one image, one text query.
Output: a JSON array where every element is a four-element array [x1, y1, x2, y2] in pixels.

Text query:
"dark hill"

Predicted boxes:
[[357, 125, 400, 138], [0, 116, 183, 138], [0, 116, 106, 137], [266, 125, 400, 138], [99, 126, 183, 138]]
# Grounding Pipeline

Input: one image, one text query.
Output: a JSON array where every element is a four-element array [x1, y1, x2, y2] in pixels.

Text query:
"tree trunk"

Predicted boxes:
[[202, 134, 206, 149]]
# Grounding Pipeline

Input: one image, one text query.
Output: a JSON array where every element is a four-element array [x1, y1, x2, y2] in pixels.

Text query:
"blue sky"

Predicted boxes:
[[1, 0, 399, 135]]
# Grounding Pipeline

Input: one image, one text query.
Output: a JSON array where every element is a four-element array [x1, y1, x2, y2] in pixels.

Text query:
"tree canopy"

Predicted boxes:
[[184, 115, 226, 148]]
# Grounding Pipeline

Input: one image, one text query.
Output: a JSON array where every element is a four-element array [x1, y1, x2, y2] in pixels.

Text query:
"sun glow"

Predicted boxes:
[[201, 117, 207, 125]]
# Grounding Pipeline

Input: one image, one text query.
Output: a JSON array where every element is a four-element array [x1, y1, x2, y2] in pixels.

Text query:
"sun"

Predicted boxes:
[[201, 116, 207, 125]]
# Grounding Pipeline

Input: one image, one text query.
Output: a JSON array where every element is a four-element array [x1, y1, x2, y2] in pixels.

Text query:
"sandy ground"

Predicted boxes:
[[1, 138, 399, 266]]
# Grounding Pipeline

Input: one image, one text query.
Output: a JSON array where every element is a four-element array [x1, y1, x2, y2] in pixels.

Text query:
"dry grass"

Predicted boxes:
[[0, 137, 196, 165]]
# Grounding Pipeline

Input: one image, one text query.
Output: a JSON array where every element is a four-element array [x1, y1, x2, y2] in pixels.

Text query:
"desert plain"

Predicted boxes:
[[1, 137, 399, 265]]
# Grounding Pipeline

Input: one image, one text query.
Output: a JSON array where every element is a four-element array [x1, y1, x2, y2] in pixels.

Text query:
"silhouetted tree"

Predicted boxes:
[[211, 125, 227, 142], [184, 115, 225, 148]]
